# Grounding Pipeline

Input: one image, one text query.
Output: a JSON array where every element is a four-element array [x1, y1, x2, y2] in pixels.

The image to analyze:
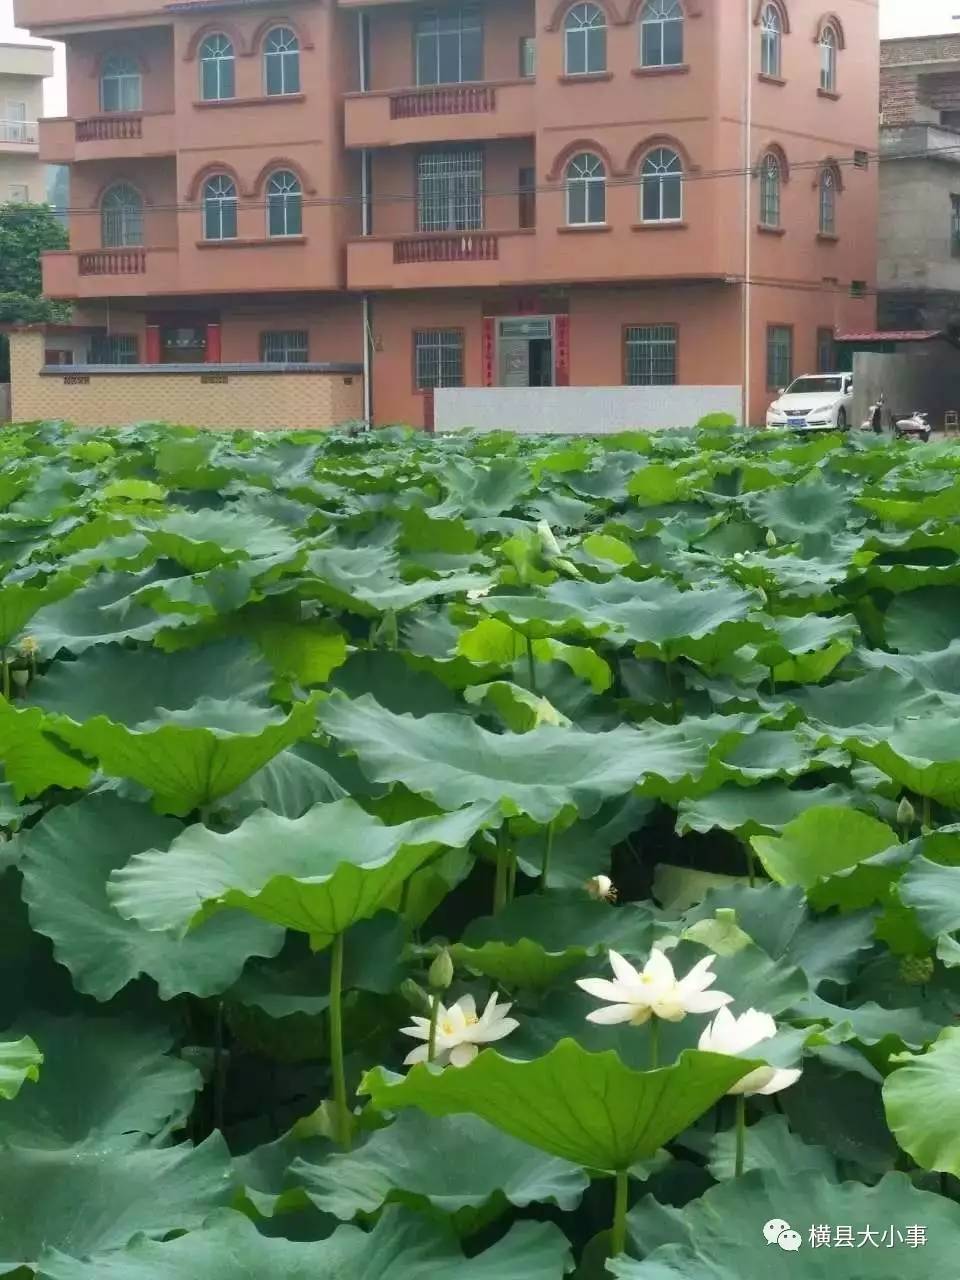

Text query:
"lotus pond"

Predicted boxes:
[[2, 421, 960, 1277]]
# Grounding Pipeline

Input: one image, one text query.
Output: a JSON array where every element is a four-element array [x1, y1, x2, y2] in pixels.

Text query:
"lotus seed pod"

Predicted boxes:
[[428, 947, 454, 992], [899, 955, 934, 987]]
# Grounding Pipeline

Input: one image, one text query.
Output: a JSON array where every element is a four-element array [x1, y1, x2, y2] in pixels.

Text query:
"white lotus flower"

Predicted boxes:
[[466, 586, 492, 602], [401, 992, 518, 1068], [585, 874, 617, 902], [577, 948, 732, 1026], [698, 1006, 802, 1096]]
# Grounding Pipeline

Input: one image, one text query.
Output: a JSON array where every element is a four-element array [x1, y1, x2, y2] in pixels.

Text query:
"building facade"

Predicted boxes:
[[15, 0, 878, 428], [0, 41, 54, 205], [880, 32, 960, 333]]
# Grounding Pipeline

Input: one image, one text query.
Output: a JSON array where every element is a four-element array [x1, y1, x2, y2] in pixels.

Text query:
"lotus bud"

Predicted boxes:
[[399, 978, 432, 1015], [897, 796, 916, 828], [899, 955, 934, 987], [536, 520, 563, 560], [18, 636, 38, 658], [585, 874, 617, 902], [765, 528, 778, 548], [10, 669, 29, 690], [428, 947, 454, 992]]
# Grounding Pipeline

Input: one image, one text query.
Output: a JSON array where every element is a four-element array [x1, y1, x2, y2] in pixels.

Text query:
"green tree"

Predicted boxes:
[[0, 202, 71, 380]]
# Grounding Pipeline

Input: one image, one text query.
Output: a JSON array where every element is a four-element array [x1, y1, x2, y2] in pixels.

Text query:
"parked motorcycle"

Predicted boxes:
[[894, 411, 932, 443]]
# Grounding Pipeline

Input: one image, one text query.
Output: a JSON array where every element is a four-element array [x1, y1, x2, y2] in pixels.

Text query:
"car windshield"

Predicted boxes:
[[785, 377, 844, 394]]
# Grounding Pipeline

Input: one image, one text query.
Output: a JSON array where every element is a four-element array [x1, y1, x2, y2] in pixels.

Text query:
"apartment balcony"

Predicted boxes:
[[44, 248, 179, 300], [40, 113, 176, 165], [344, 80, 534, 149], [0, 119, 38, 155], [348, 229, 536, 288]]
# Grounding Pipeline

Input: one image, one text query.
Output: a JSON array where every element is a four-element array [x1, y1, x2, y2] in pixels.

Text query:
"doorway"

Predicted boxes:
[[496, 317, 554, 387]]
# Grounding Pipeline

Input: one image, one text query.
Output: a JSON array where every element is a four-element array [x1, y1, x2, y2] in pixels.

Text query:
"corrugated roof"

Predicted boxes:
[[834, 330, 943, 343]]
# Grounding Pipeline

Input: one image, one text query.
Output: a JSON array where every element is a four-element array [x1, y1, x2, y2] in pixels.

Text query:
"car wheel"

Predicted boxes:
[[837, 408, 847, 429]]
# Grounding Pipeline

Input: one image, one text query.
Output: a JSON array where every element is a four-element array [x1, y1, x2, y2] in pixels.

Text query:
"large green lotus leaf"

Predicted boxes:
[[841, 715, 960, 805], [676, 782, 858, 837], [455, 617, 612, 693], [108, 800, 495, 948], [0, 701, 93, 800], [745, 473, 854, 538], [36, 1207, 571, 1280], [0, 576, 80, 647], [704, 1113, 836, 1182], [753, 613, 860, 682], [0, 1134, 232, 1273], [221, 744, 361, 821], [17, 795, 282, 1001], [464, 680, 571, 732], [616, 1170, 960, 1278], [30, 638, 274, 727], [453, 895, 658, 990], [791, 669, 938, 734], [0, 1035, 41, 1100], [290, 1110, 589, 1231], [140, 509, 299, 572], [861, 479, 960, 525], [885, 587, 960, 654], [26, 569, 193, 655], [47, 698, 315, 816], [898, 855, 960, 941], [858, 641, 960, 701], [791, 992, 943, 1050], [515, 793, 655, 889], [318, 693, 710, 824], [883, 1028, 960, 1175], [751, 807, 896, 889], [361, 1042, 760, 1172], [0, 1016, 200, 1151], [0, 782, 39, 833], [303, 546, 489, 617], [330, 649, 461, 715], [428, 455, 535, 518]]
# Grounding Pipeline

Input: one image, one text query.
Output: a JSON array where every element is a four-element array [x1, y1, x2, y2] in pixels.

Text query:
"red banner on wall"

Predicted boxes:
[[481, 317, 495, 387], [555, 314, 570, 386]]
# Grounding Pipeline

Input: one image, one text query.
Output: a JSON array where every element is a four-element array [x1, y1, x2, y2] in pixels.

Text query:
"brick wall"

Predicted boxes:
[[8, 332, 363, 430], [881, 35, 960, 125]]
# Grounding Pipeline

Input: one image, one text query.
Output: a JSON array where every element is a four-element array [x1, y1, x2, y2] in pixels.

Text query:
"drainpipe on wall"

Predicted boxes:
[[358, 11, 373, 427], [742, 0, 753, 427]]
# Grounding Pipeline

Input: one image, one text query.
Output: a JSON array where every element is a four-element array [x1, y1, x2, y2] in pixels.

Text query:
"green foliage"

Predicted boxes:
[[0, 421, 957, 1273]]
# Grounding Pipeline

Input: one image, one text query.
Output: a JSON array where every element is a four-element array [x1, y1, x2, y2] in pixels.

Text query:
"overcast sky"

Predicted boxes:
[[0, 0, 957, 116]]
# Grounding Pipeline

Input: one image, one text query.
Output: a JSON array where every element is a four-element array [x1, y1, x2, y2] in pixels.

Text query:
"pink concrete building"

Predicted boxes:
[[16, 0, 878, 427]]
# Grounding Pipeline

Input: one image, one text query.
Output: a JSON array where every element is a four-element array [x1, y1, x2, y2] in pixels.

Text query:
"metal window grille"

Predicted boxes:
[[952, 195, 960, 257], [819, 169, 836, 235], [759, 154, 781, 227], [767, 326, 792, 389], [100, 54, 142, 112], [415, 329, 464, 389], [565, 152, 605, 225], [267, 170, 303, 237], [417, 149, 484, 232], [816, 328, 835, 373], [2, 101, 27, 142], [819, 27, 836, 92], [518, 166, 536, 229], [200, 34, 235, 101], [760, 4, 781, 78], [101, 183, 144, 247], [640, 0, 683, 68], [564, 4, 606, 75], [520, 36, 536, 78], [260, 330, 309, 362], [641, 147, 683, 222], [625, 324, 677, 386], [264, 27, 301, 96], [203, 175, 238, 240], [415, 7, 482, 86], [90, 334, 139, 364]]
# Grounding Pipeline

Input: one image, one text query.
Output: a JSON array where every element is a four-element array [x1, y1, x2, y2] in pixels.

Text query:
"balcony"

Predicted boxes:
[[393, 232, 500, 264], [344, 80, 534, 148], [13, 0, 162, 27], [0, 119, 38, 155], [44, 248, 179, 300], [39, 112, 176, 165], [78, 249, 147, 277], [349, 229, 536, 288]]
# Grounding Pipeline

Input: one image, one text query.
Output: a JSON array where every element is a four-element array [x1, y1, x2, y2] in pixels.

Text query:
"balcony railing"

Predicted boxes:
[[0, 119, 38, 144], [390, 85, 496, 119], [78, 249, 147, 276], [75, 114, 144, 143], [393, 233, 499, 264]]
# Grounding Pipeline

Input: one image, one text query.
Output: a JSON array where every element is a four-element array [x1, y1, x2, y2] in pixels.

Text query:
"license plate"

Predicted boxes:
[[787, 418, 807, 426]]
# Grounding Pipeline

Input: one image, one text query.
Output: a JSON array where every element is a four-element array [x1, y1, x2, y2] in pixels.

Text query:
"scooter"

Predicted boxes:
[[894, 411, 931, 443]]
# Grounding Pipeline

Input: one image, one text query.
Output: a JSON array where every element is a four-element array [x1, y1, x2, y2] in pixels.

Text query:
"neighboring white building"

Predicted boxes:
[[0, 40, 53, 204]]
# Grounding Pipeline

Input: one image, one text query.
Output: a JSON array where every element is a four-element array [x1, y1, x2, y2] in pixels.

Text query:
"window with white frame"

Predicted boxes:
[[759, 151, 782, 227], [564, 4, 606, 75], [260, 330, 309, 362], [625, 324, 677, 385], [2, 100, 27, 143], [641, 147, 683, 222], [519, 36, 536, 77], [101, 182, 144, 247], [819, 166, 837, 235], [267, 170, 303, 237], [203, 174, 238, 240], [417, 148, 483, 232], [100, 54, 142, 112], [264, 26, 301, 96], [8, 183, 29, 202], [565, 152, 606, 225], [415, 329, 464, 389], [415, 7, 483, 85], [819, 24, 837, 92], [199, 33, 235, 101], [760, 4, 782, 78], [640, 0, 683, 68]]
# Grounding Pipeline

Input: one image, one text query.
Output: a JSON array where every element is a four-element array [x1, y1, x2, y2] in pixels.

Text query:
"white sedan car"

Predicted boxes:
[[765, 373, 854, 431]]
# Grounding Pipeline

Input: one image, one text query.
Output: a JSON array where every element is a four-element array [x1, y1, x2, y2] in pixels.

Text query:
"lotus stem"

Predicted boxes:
[[506, 846, 517, 903], [611, 1167, 629, 1257], [213, 999, 226, 1134], [539, 819, 555, 893], [427, 993, 440, 1063], [526, 635, 537, 693], [493, 828, 509, 913], [329, 931, 351, 1148], [735, 1094, 747, 1176], [744, 842, 756, 887], [922, 796, 932, 831], [1, 649, 8, 702], [649, 1017, 660, 1070]]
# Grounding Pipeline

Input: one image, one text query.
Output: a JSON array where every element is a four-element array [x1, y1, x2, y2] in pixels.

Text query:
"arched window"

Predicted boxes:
[[759, 151, 782, 227], [199, 34, 235, 101], [819, 23, 837, 92], [760, 4, 782, 78], [819, 166, 837, 234], [264, 26, 301, 96], [203, 174, 238, 241], [641, 147, 683, 222], [101, 183, 143, 247], [100, 54, 141, 113], [564, 4, 606, 76], [565, 152, 606, 225], [640, 0, 683, 68], [267, 170, 303, 237]]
